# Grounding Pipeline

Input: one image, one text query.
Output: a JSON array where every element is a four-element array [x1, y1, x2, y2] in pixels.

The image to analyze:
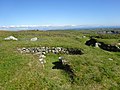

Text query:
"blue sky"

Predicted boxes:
[[0, 0, 120, 26]]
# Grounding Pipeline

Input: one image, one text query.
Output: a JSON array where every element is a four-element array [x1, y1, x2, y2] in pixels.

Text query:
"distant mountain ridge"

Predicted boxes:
[[0, 25, 120, 30]]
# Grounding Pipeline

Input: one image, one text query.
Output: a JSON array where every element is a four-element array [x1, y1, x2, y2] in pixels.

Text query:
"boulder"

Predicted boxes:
[[4, 36, 18, 40], [95, 43, 100, 47], [30, 37, 37, 41]]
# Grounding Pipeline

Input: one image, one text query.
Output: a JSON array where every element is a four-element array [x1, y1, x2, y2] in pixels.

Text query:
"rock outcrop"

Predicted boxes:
[[85, 38, 97, 47], [85, 38, 120, 52], [98, 42, 120, 52]]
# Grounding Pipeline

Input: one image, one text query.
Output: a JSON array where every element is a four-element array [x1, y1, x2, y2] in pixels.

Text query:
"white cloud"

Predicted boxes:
[[0, 24, 120, 31]]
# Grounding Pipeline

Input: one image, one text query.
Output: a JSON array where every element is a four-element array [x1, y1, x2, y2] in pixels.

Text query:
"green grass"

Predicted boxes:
[[96, 38, 119, 45], [0, 30, 120, 90]]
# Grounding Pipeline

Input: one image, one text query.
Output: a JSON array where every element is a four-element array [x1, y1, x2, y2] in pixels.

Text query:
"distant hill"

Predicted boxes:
[[0, 25, 120, 30]]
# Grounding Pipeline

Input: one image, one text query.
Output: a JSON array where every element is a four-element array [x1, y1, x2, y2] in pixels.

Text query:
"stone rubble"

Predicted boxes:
[[17, 47, 84, 55]]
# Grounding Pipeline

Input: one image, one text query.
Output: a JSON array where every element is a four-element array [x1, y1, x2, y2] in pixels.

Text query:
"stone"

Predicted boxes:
[[41, 61, 44, 64], [22, 47, 26, 51], [95, 43, 99, 47], [4, 36, 18, 40], [117, 43, 120, 46], [42, 51, 46, 55], [39, 55, 46, 58], [39, 58, 43, 61], [25, 49, 30, 53], [30, 37, 37, 41], [59, 57, 63, 62], [82, 35, 86, 38], [35, 52, 42, 55], [108, 58, 113, 60], [62, 60, 68, 65]]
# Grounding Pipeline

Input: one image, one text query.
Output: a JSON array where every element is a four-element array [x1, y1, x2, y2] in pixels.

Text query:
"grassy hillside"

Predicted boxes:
[[0, 30, 120, 90]]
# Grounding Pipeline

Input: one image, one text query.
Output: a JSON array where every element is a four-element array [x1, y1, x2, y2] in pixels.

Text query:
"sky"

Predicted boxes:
[[0, 0, 120, 26]]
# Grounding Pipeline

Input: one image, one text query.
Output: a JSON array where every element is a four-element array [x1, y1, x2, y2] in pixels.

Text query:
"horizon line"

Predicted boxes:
[[1, 24, 120, 28]]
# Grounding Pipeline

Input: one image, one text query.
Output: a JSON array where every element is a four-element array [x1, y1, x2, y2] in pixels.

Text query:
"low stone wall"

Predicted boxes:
[[17, 47, 84, 67], [17, 47, 84, 55]]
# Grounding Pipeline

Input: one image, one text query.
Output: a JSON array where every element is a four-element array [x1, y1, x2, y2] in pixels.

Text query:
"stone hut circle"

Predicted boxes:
[[17, 46, 84, 67], [17, 46, 84, 82]]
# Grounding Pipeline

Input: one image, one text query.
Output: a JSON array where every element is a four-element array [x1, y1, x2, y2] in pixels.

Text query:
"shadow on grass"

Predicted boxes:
[[52, 61, 75, 83]]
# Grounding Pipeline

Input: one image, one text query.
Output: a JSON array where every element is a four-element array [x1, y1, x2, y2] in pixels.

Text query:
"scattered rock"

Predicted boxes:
[[39, 58, 46, 63], [117, 43, 120, 46], [82, 35, 86, 38], [108, 58, 113, 61], [95, 43, 100, 47], [39, 55, 46, 58], [58, 56, 63, 62], [39, 54, 46, 67], [30, 37, 37, 41], [34, 52, 42, 55], [4, 36, 18, 40]]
